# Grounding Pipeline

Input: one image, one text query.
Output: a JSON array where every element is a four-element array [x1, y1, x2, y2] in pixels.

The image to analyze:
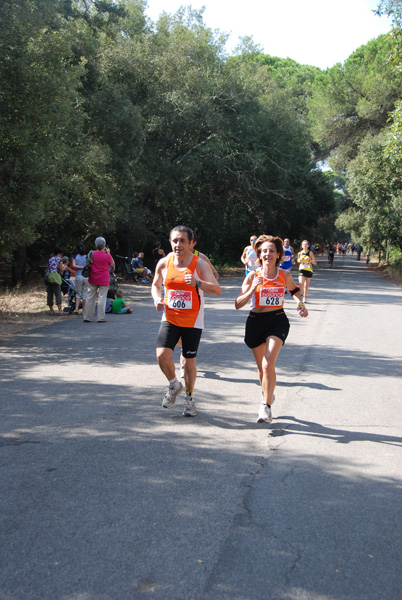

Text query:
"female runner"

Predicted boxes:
[[235, 235, 308, 423], [297, 240, 317, 303]]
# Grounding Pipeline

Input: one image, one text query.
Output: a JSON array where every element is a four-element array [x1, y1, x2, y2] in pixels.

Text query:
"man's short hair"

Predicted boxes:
[[169, 226, 193, 242]]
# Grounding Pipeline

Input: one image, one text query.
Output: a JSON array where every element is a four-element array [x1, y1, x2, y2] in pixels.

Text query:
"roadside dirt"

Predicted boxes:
[[0, 275, 137, 341]]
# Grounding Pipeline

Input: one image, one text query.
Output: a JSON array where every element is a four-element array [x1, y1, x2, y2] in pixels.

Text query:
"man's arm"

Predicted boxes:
[[184, 257, 221, 295], [151, 257, 167, 311], [199, 251, 219, 280]]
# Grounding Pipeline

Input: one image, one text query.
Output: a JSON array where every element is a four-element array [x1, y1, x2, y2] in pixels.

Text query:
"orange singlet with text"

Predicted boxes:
[[163, 254, 204, 328], [252, 267, 286, 309]]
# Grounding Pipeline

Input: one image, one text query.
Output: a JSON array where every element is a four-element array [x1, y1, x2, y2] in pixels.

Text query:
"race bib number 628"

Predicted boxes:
[[259, 287, 284, 306], [167, 290, 193, 309]]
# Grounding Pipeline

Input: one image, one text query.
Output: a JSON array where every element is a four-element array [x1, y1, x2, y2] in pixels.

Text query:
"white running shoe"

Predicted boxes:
[[162, 380, 183, 408], [257, 403, 272, 424], [183, 396, 196, 417]]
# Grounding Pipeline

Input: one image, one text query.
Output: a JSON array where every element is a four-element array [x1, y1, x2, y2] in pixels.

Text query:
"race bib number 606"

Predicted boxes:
[[167, 290, 193, 309], [259, 287, 284, 306]]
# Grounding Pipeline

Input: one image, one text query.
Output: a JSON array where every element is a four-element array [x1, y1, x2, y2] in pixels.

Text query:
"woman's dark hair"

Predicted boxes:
[[77, 243, 86, 255], [54, 246, 64, 255], [255, 235, 284, 266]]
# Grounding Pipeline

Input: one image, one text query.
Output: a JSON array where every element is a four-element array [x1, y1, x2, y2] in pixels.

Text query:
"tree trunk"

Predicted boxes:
[[11, 246, 28, 286]]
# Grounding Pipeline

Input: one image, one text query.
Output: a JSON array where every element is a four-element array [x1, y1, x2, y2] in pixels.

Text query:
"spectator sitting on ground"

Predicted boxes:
[[112, 290, 132, 314]]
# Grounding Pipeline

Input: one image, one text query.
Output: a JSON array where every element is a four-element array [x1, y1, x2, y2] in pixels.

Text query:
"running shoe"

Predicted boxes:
[[257, 403, 272, 424], [183, 396, 196, 417], [162, 380, 183, 408]]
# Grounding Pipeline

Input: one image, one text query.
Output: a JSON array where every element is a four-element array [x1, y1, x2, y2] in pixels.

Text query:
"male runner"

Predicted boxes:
[[279, 238, 294, 271], [152, 226, 221, 416], [192, 230, 219, 280]]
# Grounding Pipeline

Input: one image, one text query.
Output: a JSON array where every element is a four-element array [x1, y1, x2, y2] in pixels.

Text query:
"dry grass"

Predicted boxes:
[[0, 282, 69, 340], [0, 278, 139, 341]]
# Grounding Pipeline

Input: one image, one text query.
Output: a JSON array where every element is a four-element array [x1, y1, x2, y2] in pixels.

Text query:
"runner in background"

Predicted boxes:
[[327, 243, 335, 267], [297, 240, 317, 303], [192, 230, 219, 281], [241, 235, 258, 275], [279, 238, 294, 273]]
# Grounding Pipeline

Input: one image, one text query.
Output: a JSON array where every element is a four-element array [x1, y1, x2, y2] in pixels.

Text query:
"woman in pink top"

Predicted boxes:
[[83, 237, 115, 323]]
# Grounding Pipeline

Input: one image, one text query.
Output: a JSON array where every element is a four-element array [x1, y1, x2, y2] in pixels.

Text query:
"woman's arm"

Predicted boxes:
[[235, 272, 260, 310], [106, 249, 115, 268], [284, 271, 308, 317]]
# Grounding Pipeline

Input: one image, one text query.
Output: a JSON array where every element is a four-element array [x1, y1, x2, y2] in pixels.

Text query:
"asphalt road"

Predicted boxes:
[[1, 255, 401, 600]]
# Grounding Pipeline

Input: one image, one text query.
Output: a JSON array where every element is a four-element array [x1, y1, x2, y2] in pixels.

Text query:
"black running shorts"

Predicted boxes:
[[245, 309, 290, 349], [157, 321, 202, 358], [299, 269, 313, 278]]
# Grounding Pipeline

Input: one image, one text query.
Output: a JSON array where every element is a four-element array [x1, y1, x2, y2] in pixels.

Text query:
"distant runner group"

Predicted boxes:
[[151, 226, 311, 424]]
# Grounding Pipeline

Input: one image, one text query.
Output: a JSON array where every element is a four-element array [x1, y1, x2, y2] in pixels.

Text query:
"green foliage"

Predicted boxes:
[[344, 132, 402, 249], [307, 12, 402, 255], [308, 34, 401, 172], [1, 0, 339, 280]]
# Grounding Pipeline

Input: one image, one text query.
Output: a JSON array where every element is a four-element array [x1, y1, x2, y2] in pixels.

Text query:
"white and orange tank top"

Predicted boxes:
[[252, 267, 286, 309], [163, 254, 204, 329]]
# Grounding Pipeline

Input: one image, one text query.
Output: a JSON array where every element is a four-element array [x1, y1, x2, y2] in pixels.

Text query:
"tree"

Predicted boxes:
[[0, 0, 117, 280], [308, 34, 401, 172], [345, 132, 402, 249]]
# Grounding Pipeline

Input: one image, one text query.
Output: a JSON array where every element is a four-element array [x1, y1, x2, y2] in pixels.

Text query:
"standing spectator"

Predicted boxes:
[[71, 243, 88, 314], [356, 244, 363, 261], [153, 242, 166, 269], [44, 246, 67, 315], [83, 237, 114, 323]]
